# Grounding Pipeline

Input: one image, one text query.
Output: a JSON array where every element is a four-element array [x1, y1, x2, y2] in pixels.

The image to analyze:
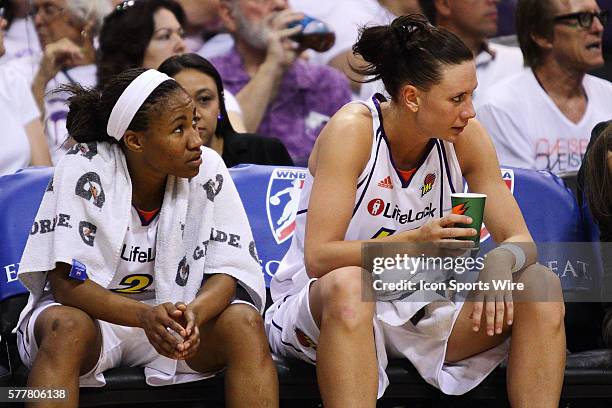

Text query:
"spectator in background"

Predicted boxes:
[[214, 0, 352, 165], [418, 0, 524, 105], [0, 0, 41, 64], [6, 0, 112, 164], [0, 6, 51, 175], [174, 0, 235, 59], [288, 0, 421, 96], [159, 53, 293, 167], [98, 0, 246, 132], [477, 0, 612, 174]]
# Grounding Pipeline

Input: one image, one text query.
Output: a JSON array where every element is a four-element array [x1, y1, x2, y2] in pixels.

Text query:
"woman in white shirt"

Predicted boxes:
[[0, 10, 50, 175]]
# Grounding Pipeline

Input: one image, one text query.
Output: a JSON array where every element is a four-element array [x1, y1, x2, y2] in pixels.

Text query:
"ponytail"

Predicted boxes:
[[352, 14, 473, 99]]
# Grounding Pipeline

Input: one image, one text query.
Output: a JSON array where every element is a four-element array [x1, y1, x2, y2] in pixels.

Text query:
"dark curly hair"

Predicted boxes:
[[96, 0, 185, 89], [62, 68, 183, 144]]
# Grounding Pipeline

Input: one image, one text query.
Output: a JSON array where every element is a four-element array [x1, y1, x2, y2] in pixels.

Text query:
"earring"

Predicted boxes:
[[81, 29, 88, 39], [217, 113, 223, 121]]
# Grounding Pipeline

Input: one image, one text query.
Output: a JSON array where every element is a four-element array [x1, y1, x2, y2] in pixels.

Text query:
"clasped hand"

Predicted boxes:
[[139, 302, 200, 360]]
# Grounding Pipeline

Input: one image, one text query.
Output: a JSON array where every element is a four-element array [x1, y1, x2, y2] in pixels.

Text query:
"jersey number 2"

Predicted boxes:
[[112, 274, 153, 294]]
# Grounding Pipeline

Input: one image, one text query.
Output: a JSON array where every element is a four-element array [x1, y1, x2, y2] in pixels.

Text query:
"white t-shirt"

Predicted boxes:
[[43, 65, 98, 164], [359, 42, 525, 103], [108, 207, 159, 303], [197, 33, 234, 60], [223, 89, 242, 116], [0, 18, 41, 65], [289, 0, 395, 66], [472, 42, 525, 108], [3, 54, 98, 164], [477, 69, 612, 174], [0, 64, 40, 176]]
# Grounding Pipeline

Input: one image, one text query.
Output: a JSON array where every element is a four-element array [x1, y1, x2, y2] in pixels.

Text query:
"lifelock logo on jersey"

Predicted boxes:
[[367, 198, 436, 225]]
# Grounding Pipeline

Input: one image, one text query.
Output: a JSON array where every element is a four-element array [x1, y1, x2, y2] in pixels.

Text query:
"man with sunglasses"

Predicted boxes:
[[477, 0, 612, 175]]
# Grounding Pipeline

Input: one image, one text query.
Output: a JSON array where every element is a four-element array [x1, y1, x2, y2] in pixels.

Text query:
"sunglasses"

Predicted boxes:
[[553, 10, 609, 29]]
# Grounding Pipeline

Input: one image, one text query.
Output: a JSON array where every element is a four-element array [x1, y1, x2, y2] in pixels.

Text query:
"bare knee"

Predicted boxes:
[[35, 306, 98, 356], [221, 304, 265, 337], [217, 304, 271, 363], [318, 267, 374, 331], [517, 265, 565, 331]]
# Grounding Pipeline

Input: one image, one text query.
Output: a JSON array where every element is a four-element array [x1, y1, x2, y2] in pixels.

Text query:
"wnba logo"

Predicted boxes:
[[368, 198, 385, 216]]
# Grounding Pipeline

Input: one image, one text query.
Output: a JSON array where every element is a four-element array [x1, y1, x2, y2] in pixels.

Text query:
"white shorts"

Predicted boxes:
[[265, 280, 510, 397], [17, 297, 251, 387], [264, 279, 390, 398]]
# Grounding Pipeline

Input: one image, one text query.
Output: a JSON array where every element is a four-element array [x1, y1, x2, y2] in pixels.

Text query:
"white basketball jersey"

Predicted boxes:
[[107, 207, 159, 303], [270, 95, 463, 301]]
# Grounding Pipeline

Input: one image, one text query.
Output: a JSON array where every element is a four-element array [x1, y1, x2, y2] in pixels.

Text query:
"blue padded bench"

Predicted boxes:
[[1, 165, 611, 407]]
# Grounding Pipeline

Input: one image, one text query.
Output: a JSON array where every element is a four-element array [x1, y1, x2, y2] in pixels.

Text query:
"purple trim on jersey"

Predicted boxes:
[[352, 127, 384, 217], [270, 319, 316, 363], [372, 94, 436, 189], [438, 141, 457, 194], [434, 141, 445, 218]]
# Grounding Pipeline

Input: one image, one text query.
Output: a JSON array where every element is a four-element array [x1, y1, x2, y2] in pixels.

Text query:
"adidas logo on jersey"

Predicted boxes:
[[378, 176, 393, 189]]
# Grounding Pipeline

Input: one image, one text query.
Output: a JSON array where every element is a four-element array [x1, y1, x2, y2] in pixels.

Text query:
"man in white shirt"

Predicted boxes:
[[477, 0, 612, 174], [418, 0, 525, 106]]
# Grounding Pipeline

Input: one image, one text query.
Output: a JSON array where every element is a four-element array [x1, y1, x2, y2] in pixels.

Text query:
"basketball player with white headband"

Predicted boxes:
[[14, 68, 278, 408]]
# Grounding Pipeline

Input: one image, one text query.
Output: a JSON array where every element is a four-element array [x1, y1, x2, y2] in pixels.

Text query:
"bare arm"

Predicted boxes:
[[49, 263, 187, 358], [456, 119, 537, 266], [188, 274, 237, 327], [227, 111, 247, 133], [48, 263, 151, 327], [24, 118, 52, 166], [304, 105, 474, 278], [32, 39, 86, 115]]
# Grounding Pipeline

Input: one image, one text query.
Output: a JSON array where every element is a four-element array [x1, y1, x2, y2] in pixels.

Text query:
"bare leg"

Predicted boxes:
[[186, 304, 278, 408], [446, 264, 565, 408], [26, 306, 102, 408], [308, 266, 378, 408]]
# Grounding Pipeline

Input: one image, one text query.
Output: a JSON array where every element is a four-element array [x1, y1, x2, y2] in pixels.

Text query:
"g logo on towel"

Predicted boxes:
[[249, 240, 260, 264], [202, 174, 223, 202], [175, 256, 190, 286], [67, 142, 98, 160], [79, 221, 97, 247], [75, 172, 105, 208], [46, 178, 54, 193]]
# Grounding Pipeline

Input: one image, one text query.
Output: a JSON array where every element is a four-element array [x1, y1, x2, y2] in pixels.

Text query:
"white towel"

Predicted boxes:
[[15, 142, 266, 334]]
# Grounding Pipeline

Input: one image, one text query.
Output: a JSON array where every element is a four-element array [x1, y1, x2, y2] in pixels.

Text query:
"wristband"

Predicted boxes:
[[498, 243, 526, 273]]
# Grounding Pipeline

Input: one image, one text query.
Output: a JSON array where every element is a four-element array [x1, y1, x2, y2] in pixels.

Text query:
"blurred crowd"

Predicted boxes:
[[0, 0, 610, 176]]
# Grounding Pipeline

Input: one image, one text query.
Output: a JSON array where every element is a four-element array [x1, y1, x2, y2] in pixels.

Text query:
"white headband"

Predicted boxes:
[[106, 69, 174, 141]]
